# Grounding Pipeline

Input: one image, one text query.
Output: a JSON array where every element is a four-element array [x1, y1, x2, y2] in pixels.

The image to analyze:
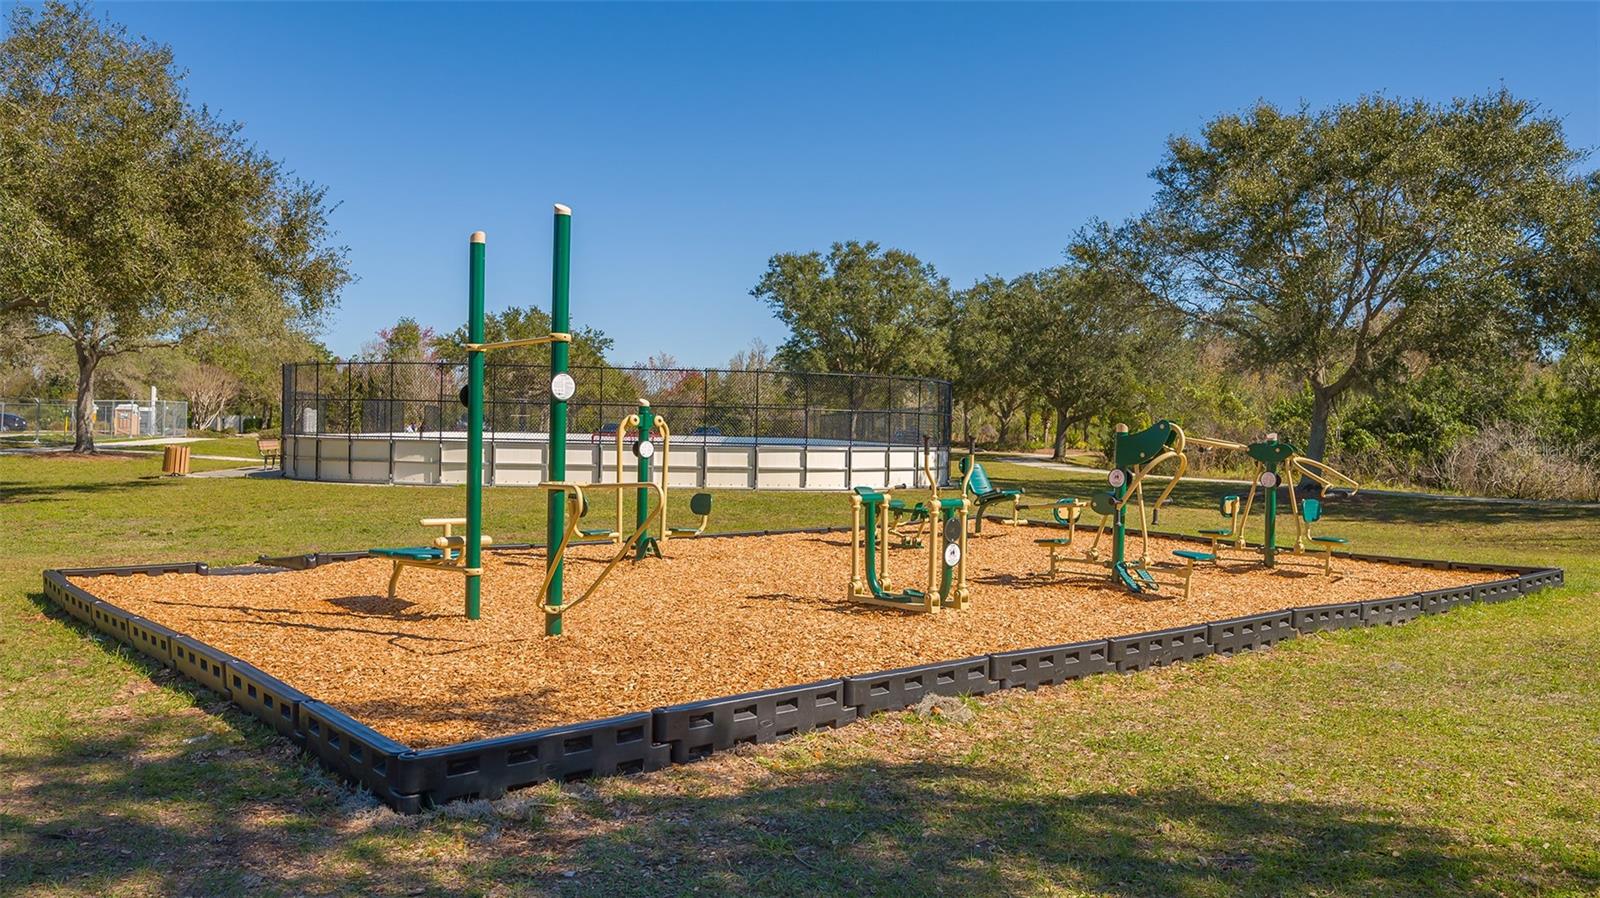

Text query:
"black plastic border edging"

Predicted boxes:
[[43, 547, 1566, 813]]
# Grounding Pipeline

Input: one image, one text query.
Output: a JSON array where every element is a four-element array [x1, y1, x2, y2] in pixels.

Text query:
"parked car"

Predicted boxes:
[[0, 413, 28, 432]]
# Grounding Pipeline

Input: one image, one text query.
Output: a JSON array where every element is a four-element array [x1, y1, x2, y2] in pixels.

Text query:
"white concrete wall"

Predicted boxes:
[[282, 434, 948, 490]]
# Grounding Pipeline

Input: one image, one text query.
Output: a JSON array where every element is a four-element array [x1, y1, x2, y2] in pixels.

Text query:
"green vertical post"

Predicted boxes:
[[545, 204, 573, 636], [635, 401, 653, 531], [1264, 468, 1278, 567], [465, 231, 486, 620], [1111, 424, 1128, 568], [632, 399, 661, 560]]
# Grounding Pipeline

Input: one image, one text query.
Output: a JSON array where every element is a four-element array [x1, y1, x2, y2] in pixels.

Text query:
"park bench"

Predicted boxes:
[[258, 437, 282, 468]]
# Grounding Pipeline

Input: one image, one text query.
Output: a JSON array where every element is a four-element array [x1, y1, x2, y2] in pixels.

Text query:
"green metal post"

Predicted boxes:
[[465, 232, 486, 620], [636, 400, 653, 532], [1111, 425, 1128, 568], [1264, 468, 1278, 567], [544, 204, 572, 636], [632, 399, 661, 559]]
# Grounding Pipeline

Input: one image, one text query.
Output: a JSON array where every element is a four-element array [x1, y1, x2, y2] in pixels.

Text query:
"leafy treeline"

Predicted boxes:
[[754, 94, 1600, 498], [0, 3, 349, 448]]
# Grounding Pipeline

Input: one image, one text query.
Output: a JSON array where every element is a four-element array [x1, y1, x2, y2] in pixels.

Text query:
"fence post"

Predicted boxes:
[[387, 361, 396, 483]]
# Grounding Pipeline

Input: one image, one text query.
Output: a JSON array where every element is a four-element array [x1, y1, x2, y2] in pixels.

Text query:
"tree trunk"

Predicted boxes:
[[1305, 383, 1333, 461], [72, 345, 99, 453], [1051, 406, 1070, 461]]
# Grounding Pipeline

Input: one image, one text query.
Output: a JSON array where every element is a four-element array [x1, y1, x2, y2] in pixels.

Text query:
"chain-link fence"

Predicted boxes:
[[282, 362, 951, 447], [0, 399, 189, 441]]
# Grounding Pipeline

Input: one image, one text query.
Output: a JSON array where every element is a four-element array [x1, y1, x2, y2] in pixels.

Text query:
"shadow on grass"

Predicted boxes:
[[0, 473, 169, 505], [554, 758, 1585, 898]]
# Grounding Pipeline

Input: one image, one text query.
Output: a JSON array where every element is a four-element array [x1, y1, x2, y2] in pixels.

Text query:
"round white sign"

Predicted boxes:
[[1259, 470, 1279, 488], [943, 543, 962, 567], [1107, 468, 1128, 488], [550, 372, 576, 401], [636, 439, 655, 459]]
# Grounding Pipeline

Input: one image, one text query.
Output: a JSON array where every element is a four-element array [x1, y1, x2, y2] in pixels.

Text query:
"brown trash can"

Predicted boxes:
[[162, 444, 191, 476]]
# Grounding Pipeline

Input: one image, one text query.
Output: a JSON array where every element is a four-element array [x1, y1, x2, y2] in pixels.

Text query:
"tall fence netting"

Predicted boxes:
[[282, 362, 951, 447]]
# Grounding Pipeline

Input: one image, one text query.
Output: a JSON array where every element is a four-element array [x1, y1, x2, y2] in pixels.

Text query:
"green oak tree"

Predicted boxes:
[[751, 240, 952, 378], [1111, 92, 1599, 460], [0, 2, 349, 451], [950, 275, 1033, 447]]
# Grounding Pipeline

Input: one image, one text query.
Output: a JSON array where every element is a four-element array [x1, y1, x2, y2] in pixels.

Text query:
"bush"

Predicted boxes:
[[1437, 422, 1600, 501]]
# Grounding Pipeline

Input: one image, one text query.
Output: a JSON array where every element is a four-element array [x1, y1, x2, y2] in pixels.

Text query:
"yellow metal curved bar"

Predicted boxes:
[[614, 414, 640, 543], [539, 480, 667, 618], [465, 332, 572, 353], [535, 483, 588, 609], [1289, 455, 1360, 497], [655, 416, 671, 538], [1185, 435, 1250, 453]]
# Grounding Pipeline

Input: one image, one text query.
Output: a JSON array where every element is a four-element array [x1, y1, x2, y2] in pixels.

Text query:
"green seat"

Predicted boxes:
[[369, 546, 442, 560], [1034, 537, 1074, 546], [962, 459, 1023, 533], [1173, 549, 1216, 562], [670, 491, 715, 536], [1311, 535, 1347, 544], [579, 528, 616, 537], [1197, 528, 1231, 536]]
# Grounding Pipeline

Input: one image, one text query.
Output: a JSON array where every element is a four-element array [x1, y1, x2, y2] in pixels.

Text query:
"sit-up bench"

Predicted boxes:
[[370, 517, 493, 598]]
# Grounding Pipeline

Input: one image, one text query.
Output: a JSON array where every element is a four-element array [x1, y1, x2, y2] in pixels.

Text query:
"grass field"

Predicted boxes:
[[1, 452, 1597, 897]]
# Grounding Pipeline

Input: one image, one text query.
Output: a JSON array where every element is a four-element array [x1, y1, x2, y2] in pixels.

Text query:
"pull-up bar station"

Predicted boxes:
[[371, 204, 678, 636]]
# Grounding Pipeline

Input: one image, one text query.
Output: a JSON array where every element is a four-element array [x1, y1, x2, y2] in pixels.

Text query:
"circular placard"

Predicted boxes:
[[943, 517, 962, 543], [550, 372, 576, 401], [635, 439, 655, 459], [1259, 470, 1279, 489], [1107, 468, 1128, 488], [943, 543, 962, 567]]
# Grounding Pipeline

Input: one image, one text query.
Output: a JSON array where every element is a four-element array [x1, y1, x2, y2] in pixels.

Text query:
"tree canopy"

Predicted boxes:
[[751, 240, 952, 377], [0, 1, 349, 449], [1104, 92, 1599, 458]]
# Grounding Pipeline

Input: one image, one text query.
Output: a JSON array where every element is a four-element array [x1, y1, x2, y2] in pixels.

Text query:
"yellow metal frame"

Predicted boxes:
[[535, 480, 666, 618], [848, 448, 971, 613], [611, 410, 672, 543], [1186, 434, 1360, 574], [464, 332, 572, 353], [384, 517, 495, 598]]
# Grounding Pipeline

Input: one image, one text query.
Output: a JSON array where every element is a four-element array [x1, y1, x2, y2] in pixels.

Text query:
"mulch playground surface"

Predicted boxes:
[[74, 528, 1499, 748]]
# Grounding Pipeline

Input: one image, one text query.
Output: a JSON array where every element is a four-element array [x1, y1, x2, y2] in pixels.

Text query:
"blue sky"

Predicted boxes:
[[59, 2, 1600, 365]]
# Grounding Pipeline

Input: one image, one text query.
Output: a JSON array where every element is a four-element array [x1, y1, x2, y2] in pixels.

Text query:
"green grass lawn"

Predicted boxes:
[[1, 455, 1596, 897]]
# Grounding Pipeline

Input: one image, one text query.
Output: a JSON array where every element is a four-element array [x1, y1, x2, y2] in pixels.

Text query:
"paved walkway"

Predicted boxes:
[[994, 454, 1600, 509]]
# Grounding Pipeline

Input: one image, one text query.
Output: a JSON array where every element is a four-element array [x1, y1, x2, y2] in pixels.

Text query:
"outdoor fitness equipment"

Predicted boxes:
[[1185, 433, 1359, 570], [847, 450, 973, 613], [373, 517, 494, 599], [1032, 420, 1212, 599], [577, 400, 708, 558], [369, 206, 657, 635]]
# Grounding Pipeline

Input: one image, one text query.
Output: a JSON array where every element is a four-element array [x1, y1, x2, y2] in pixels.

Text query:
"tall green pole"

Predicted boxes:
[[545, 204, 573, 636], [632, 399, 660, 560], [465, 231, 486, 620], [1111, 424, 1128, 568], [1264, 468, 1279, 568], [635, 400, 653, 532]]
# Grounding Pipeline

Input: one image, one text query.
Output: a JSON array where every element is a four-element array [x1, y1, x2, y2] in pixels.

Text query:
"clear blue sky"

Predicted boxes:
[[62, 2, 1600, 365]]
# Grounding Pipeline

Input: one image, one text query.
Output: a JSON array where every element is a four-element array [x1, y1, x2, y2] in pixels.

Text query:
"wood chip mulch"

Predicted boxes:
[[72, 528, 1503, 748]]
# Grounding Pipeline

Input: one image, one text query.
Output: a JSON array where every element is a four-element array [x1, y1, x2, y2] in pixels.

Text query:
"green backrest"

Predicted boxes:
[[1220, 494, 1239, 516], [689, 492, 713, 516], [1301, 497, 1322, 523], [965, 461, 995, 496]]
